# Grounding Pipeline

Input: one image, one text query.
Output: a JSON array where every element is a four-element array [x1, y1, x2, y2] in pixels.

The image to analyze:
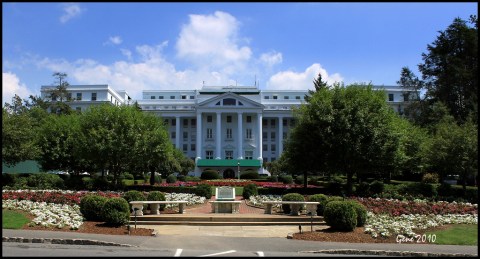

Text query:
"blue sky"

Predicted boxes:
[[2, 2, 477, 104]]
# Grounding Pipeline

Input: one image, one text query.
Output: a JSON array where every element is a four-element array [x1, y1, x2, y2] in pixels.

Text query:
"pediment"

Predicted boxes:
[[198, 92, 263, 108]]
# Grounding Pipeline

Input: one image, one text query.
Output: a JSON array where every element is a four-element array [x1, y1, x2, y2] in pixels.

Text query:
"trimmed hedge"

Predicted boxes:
[[307, 194, 328, 216], [243, 183, 258, 199], [80, 194, 108, 221], [122, 190, 146, 211], [346, 200, 367, 227], [102, 197, 130, 225], [281, 193, 304, 214], [201, 170, 221, 180], [195, 184, 213, 199], [324, 201, 357, 231], [147, 191, 166, 210]]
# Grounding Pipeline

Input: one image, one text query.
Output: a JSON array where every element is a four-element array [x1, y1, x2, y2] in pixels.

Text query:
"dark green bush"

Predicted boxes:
[[437, 182, 453, 198], [369, 180, 384, 195], [177, 175, 186, 181], [327, 177, 344, 196], [324, 201, 357, 231], [21, 173, 65, 190], [166, 174, 177, 183], [147, 191, 166, 210], [278, 175, 293, 184], [307, 194, 328, 215], [195, 184, 212, 199], [102, 197, 130, 225], [267, 175, 278, 182], [294, 175, 304, 185], [243, 183, 258, 199], [281, 193, 304, 214], [201, 170, 221, 180], [1, 173, 19, 187], [185, 176, 201, 182], [346, 200, 367, 227], [122, 190, 146, 210], [122, 173, 134, 180], [80, 195, 108, 221], [355, 182, 371, 197], [93, 176, 110, 191], [240, 171, 259, 179], [82, 177, 94, 190]]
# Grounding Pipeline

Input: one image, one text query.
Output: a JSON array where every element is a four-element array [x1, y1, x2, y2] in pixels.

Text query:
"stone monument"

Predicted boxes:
[[209, 186, 241, 213]]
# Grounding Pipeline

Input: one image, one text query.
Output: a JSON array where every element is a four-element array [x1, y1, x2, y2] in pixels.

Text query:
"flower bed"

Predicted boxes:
[[155, 180, 318, 188], [2, 190, 121, 206]]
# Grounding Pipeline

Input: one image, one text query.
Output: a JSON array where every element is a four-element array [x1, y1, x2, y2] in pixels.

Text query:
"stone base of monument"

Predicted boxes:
[[209, 200, 242, 213]]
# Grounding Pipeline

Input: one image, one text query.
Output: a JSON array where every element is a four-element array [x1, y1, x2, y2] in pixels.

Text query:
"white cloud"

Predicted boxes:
[[2, 72, 33, 105], [176, 11, 252, 69], [266, 63, 343, 90], [60, 3, 83, 24], [120, 49, 132, 60], [260, 51, 282, 67], [108, 36, 122, 45]]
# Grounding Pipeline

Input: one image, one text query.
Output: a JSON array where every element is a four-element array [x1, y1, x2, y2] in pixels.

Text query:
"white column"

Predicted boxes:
[[216, 112, 221, 159], [257, 112, 263, 160], [196, 112, 202, 159], [175, 116, 181, 149], [237, 112, 243, 159], [278, 116, 283, 157]]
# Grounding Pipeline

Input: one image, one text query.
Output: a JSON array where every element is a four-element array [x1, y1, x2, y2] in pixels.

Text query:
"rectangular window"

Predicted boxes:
[[172, 119, 176, 126], [226, 115, 232, 123], [171, 132, 176, 139], [191, 119, 196, 127], [225, 150, 233, 160], [183, 144, 188, 151], [263, 144, 268, 151], [262, 131, 267, 140], [245, 151, 253, 160], [77, 93, 82, 101], [283, 132, 287, 140], [271, 119, 276, 128], [295, 96, 301, 100], [284, 96, 289, 99], [264, 96, 270, 99], [246, 116, 251, 123], [191, 144, 196, 151], [207, 115, 212, 123], [263, 119, 268, 126], [207, 128, 213, 139], [283, 118, 288, 126], [164, 119, 169, 125], [183, 132, 188, 140], [246, 128, 252, 139], [271, 132, 276, 140], [170, 96, 175, 99], [271, 144, 276, 152], [226, 128, 232, 139], [67, 93, 72, 100], [159, 96, 164, 99], [290, 119, 296, 127], [206, 150, 213, 159], [151, 96, 156, 99], [388, 94, 394, 102], [181, 95, 187, 99], [91, 92, 97, 101], [183, 119, 188, 126], [190, 95, 195, 99], [273, 95, 278, 100], [191, 132, 196, 141]]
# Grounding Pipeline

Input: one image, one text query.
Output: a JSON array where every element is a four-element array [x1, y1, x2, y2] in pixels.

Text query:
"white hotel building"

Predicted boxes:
[[41, 84, 414, 178]]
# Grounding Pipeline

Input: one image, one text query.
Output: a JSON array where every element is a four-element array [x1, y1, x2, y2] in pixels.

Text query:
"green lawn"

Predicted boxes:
[[2, 209, 31, 229], [425, 224, 478, 245]]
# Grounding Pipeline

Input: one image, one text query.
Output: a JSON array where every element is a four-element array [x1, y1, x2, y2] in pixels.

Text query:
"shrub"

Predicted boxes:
[[93, 176, 110, 191], [2, 173, 18, 187], [80, 195, 108, 221], [278, 175, 293, 184], [346, 200, 367, 227], [422, 173, 439, 184], [268, 175, 278, 182], [281, 193, 304, 214], [122, 190, 146, 210], [195, 184, 212, 199], [201, 170, 221, 180], [102, 198, 130, 225], [82, 177, 94, 190], [323, 201, 357, 231], [166, 174, 177, 183], [327, 176, 344, 196], [243, 183, 258, 199], [240, 171, 259, 179], [355, 182, 371, 197], [319, 196, 344, 215], [185, 176, 201, 182], [177, 175, 186, 181], [22, 173, 65, 190], [122, 172, 134, 180], [294, 175, 304, 185], [147, 191, 166, 210], [437, 182, 453, 198], [369, 180, 384, 195], [308, 194, 328, 215]]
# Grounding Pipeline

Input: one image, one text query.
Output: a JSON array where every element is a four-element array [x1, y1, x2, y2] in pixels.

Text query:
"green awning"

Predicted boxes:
[[196, 159, 262, 167]]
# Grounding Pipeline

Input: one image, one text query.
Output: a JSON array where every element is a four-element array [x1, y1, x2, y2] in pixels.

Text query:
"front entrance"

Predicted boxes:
[[223, 169, 235, 179]]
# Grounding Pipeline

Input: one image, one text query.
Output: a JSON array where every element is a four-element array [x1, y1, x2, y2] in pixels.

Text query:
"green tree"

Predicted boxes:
[[44, 72, 72, 115], [418, 15, 478, 124], [425, 116, 478, 191], [304, 73, 329, 102], [284, 83, 401, 193]]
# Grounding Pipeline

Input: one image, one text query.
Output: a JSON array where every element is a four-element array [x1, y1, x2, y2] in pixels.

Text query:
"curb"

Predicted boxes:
[[300, 249, 478, 257], [2, 236, 134, 247]]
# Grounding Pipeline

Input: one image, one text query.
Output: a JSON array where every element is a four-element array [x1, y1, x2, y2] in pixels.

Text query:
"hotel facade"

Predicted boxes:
[[41, 84, 414, 178]]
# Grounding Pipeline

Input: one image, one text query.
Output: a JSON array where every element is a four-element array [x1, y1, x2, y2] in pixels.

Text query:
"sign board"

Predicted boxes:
[[215, 186, 235, 201]]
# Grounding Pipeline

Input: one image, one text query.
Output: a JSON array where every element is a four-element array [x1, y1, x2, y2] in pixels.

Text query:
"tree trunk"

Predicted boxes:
[[303, 171, 308, 188], [346, 172, 354, 197], [149, 166, 156, 186]]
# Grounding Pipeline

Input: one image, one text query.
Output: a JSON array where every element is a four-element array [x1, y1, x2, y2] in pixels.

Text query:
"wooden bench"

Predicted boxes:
[[262, 201, 320, 216], [129, 201, 189, 216]]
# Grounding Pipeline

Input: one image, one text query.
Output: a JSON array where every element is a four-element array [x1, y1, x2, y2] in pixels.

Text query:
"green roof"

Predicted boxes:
[[196, 159, 261, 167]]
